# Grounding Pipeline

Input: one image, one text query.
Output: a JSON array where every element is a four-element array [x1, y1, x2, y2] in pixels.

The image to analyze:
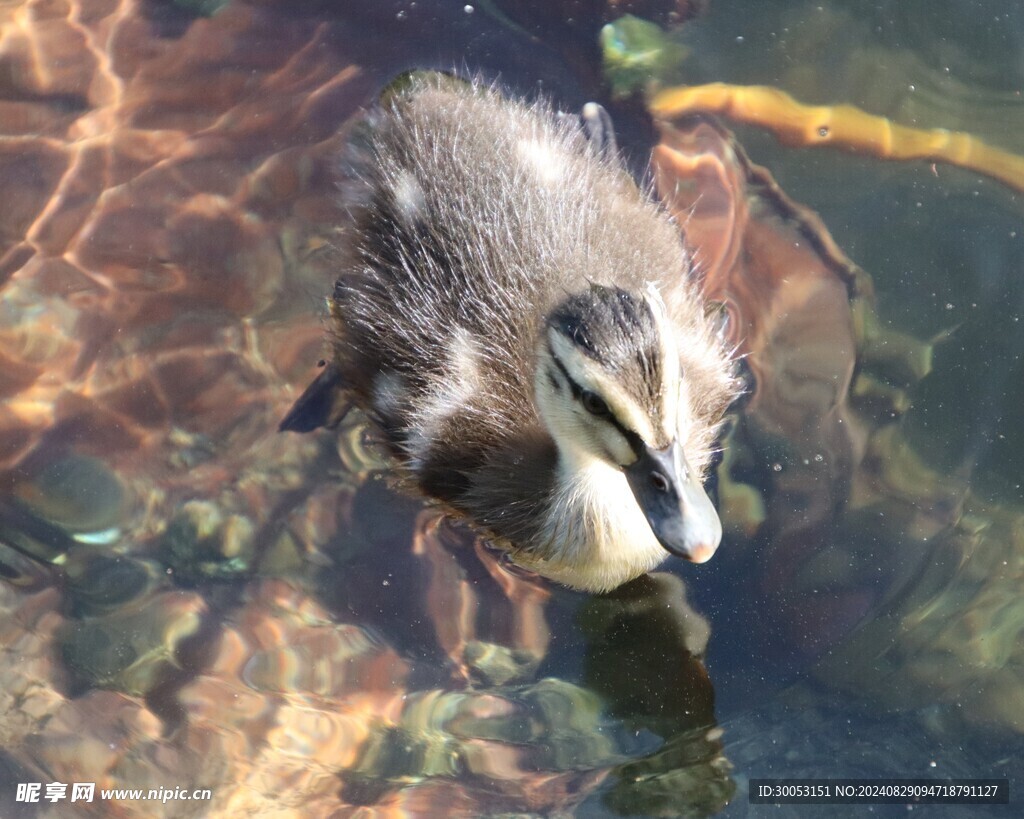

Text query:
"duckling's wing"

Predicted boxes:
[[580, 102, 619, 165], [278, 362, 351, 433]]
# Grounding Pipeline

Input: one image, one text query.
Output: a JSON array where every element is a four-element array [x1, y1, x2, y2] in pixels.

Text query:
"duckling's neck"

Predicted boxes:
[[519, 443, 668, 593]]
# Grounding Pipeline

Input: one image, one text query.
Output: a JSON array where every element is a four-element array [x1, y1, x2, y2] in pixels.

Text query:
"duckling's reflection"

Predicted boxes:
[[316, 475, 733, 814], [578, 573, 735, 816]]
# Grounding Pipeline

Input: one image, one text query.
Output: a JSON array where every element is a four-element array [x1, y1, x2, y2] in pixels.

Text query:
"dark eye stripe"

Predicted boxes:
[[547, 342, 645, 459], [580, 390, 610, 417]]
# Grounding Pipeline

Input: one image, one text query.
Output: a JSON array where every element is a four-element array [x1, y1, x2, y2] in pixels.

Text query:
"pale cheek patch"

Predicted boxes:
[[595, 425, 636, 466]]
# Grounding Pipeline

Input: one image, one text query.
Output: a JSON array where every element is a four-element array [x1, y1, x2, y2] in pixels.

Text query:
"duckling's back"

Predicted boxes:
[[332, 76, 697, 458]]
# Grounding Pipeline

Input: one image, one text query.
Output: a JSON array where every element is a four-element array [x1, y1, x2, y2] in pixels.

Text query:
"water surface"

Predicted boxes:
[[0, 0, 1021, 816]]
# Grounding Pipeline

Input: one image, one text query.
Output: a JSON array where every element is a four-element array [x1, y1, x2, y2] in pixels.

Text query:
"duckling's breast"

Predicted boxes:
[[511, 448, 670, 593]]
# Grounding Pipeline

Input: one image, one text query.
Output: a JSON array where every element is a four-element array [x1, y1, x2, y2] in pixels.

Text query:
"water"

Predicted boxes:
[[0, 0, 1022, 815]]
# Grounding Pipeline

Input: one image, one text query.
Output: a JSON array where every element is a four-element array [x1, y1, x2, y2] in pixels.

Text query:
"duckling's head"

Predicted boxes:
[[534, 283, 724, 564]]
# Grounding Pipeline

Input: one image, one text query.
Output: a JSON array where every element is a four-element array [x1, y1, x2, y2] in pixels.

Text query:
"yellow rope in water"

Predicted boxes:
[[650, 82, 1024, 194]]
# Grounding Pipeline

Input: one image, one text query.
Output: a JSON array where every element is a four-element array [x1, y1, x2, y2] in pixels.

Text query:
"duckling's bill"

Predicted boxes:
[[624, 440, 722, 563]]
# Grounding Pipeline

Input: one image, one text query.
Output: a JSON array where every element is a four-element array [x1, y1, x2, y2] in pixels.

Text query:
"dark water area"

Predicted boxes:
[[0, 0, 1022, 816]]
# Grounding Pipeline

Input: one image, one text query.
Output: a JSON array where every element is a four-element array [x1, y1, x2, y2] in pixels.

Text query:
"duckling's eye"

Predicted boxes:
[[580, 390, 611, 418]]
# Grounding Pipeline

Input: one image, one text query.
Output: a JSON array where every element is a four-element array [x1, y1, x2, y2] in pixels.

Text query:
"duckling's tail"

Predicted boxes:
[[278, 362, 350, 433]]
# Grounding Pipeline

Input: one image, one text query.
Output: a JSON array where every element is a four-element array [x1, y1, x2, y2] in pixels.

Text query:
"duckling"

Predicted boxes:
[[281, 75, 739, 593]]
